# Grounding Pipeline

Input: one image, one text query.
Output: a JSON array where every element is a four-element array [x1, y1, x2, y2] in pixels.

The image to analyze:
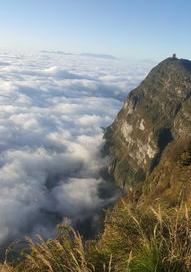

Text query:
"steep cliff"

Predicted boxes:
[[105, 57, 191, 193]]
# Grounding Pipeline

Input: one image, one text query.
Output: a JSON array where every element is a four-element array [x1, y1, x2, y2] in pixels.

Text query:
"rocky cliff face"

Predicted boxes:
[[105, 57, 191, 193]]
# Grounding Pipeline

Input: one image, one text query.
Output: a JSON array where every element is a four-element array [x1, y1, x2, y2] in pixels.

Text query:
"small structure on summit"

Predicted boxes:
[[172, 53, 177, 59]]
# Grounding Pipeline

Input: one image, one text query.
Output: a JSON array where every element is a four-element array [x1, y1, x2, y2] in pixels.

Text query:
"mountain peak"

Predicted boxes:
[[152, 56, 191, 74], [105, 57, 191, 192]]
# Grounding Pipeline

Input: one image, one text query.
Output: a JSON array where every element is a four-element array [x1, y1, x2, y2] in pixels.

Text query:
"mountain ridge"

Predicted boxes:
[[104, 56, 191, 201]]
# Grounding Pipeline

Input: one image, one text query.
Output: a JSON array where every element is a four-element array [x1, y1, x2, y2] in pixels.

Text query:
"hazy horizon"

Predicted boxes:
[[0, 0, 191, 60]]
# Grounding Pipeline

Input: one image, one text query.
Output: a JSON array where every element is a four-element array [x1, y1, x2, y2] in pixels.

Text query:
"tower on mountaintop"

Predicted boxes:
[[172, 53, 177, 59]]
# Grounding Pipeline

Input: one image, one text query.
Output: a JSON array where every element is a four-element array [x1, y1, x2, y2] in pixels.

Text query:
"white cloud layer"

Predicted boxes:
[[0, 51, 154, 244]]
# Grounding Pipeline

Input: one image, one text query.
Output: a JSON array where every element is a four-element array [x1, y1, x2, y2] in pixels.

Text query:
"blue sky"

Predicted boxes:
[[0, 0, 190, 59]]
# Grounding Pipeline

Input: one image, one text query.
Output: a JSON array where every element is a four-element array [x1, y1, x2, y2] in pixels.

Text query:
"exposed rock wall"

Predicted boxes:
[[105, 57, 191, 189]]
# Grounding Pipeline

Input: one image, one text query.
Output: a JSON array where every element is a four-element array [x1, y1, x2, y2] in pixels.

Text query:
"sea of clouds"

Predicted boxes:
[[0, 51, 154, 245]]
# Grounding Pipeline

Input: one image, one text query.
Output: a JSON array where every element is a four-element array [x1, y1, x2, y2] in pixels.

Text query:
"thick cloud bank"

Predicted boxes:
[[0, 51, 154, 245]]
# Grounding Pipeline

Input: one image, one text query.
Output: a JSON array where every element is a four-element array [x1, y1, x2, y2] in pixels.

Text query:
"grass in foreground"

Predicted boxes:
[[1, 200, 191, 271]]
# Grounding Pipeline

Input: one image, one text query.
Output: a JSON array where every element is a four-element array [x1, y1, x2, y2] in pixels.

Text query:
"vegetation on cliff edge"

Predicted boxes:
[[1, 200, 191, 272]]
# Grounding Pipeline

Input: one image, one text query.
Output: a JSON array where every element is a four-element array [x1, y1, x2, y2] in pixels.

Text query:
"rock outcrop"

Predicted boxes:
[[105, 57, 191, 195]]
